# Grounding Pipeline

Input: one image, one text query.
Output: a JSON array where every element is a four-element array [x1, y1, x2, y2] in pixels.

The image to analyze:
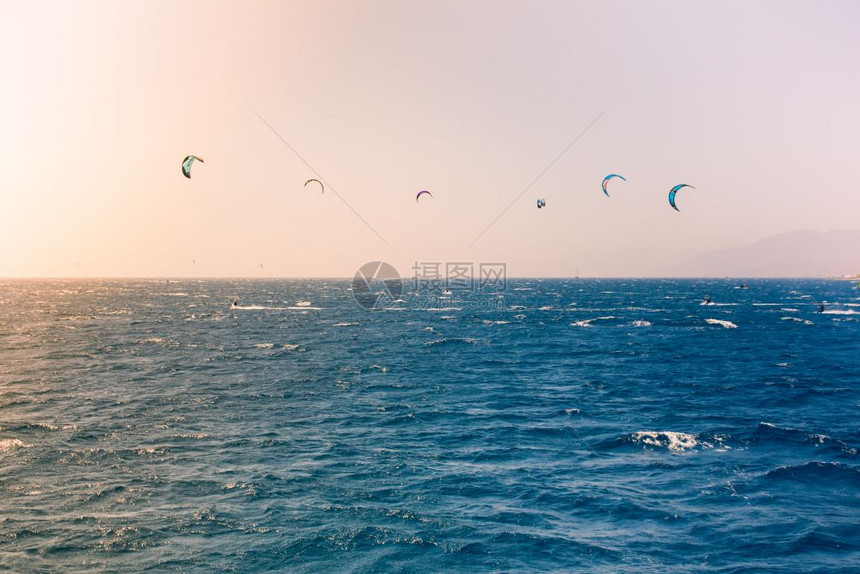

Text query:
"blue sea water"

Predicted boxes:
[[1, 278, 859, 572]]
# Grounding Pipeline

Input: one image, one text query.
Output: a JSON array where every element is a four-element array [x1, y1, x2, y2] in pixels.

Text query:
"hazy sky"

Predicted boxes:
[[2, 0, 859, 277]]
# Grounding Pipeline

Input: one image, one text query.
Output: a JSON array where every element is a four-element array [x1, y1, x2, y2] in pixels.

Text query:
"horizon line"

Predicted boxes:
[[0, 275, 856, 281]]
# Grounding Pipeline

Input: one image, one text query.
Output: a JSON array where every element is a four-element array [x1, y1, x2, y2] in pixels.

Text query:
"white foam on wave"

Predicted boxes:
[[780, 308, 799, 312], [333, 322, 359, 327], [632, 431, 721, 452], [294, 301, 313, 307], [782, 317, 813, 325], [538, 306, 553, 311], [0, 438, 31, 452], [287, 306, 322, 310], [254, 343, 275, 349], [631, 320, 652, 327], [822, 309, 859, 315], [705, 318, 737, 329], [570, 316, 616, 327]]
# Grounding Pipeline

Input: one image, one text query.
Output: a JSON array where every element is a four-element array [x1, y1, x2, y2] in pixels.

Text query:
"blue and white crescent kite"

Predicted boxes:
[[668, 184, 695, 211], [182, 155, 204, 179], [601, 174, 626, 197]]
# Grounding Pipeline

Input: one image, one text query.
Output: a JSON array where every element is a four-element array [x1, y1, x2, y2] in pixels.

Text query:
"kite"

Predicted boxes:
[[416, 190, 433, 203], [668, 184, 695, 211], [304, 179, 324, 194], [181, 155, 204, 178], [601, 174, 626, 197]]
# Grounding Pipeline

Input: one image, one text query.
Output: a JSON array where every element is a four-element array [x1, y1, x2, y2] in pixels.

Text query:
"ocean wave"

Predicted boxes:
[[763, 462, 860, 485], [0, 438, 32, 453], [782, 317, 814, 325], [425, 338, 485, 347], [601, 431, 729, 453], [746, 422, 857, 455], [631, 320, 652, 327], [1, 422, 59, 432], [705, 318, 738, 329], [630, 431, 709, 452], [570, 316, 617, 327]]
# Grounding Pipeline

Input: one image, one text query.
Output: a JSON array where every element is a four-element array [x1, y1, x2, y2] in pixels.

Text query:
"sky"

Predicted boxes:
[[1, 0, 859, 278]]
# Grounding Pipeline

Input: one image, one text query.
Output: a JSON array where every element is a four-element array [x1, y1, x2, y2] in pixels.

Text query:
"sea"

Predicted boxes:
[[1, 278, 859, 572]]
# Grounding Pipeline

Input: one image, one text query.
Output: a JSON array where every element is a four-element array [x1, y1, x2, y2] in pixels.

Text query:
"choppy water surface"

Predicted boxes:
[[1, 279, 859, 572]]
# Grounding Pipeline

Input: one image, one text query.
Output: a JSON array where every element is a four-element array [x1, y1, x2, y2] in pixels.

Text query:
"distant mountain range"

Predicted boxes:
[[671, 229, 860, 277]]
